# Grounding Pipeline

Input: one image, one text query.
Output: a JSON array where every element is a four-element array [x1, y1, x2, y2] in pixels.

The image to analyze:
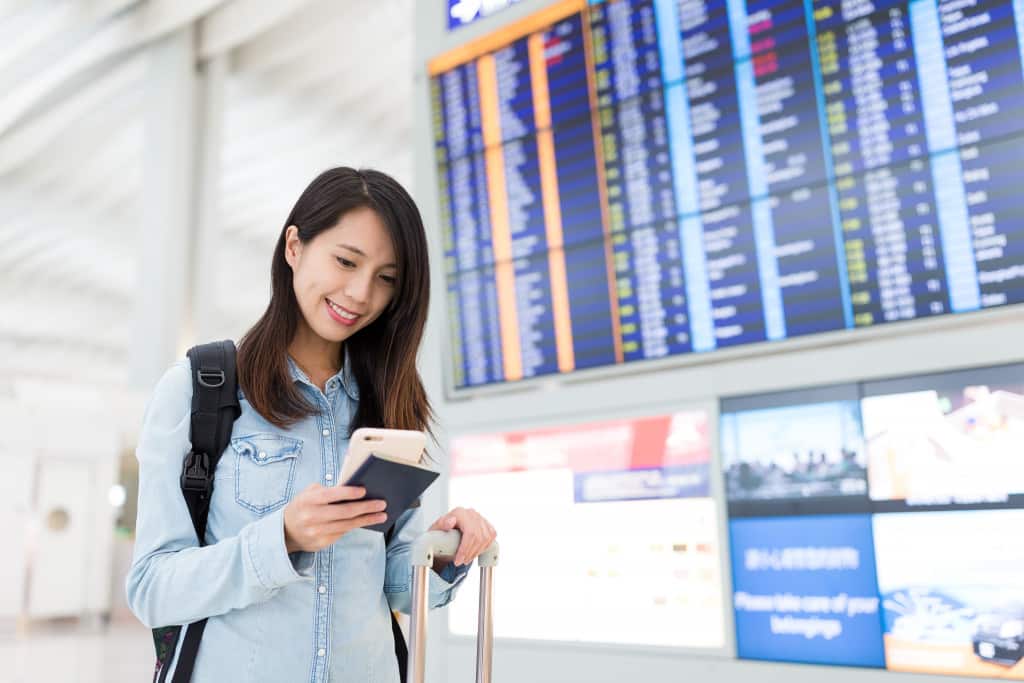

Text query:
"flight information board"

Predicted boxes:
[[429, 0, 1024, 389]]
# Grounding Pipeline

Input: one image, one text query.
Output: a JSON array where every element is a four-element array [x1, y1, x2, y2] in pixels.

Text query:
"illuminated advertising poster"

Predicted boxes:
[[447, 412, 725, 648], [730, 515, 885, 667], [721, 399, 867, 504], [873, 511, 1024, 677], [862, 371, 1024, 505]]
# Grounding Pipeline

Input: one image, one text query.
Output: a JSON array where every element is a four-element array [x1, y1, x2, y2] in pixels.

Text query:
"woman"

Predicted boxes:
[[127, 167, 497, 682]]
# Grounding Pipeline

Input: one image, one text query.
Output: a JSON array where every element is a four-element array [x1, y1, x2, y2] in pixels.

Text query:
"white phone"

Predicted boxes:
[[338, 427, 427, 484]]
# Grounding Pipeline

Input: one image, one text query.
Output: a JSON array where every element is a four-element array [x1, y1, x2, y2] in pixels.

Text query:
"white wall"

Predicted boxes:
[[0, 387, 132, 621], [412, 1, 1024, 682]]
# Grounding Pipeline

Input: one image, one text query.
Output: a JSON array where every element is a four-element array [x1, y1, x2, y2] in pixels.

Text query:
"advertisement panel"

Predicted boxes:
[[874, 511, 1024, 678], [447, 412, 726, 648]]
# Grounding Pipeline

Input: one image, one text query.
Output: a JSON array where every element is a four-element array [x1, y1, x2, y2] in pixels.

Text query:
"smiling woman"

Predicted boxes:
[[238, 169, 432, 433], [125, 167, 496, 683]]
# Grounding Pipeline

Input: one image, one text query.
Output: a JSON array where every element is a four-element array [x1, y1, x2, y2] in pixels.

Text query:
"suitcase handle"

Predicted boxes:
[[407, 530, 499, 683], [410, 529, 500, 568]]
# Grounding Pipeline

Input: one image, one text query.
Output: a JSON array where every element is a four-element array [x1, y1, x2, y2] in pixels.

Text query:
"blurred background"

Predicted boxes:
[[0, 1, 413, 680], [4, 0, 1024, 682]]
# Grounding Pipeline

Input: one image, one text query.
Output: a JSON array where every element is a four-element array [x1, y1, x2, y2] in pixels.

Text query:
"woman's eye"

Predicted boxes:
[[336, 257, 355, 268], [380, 274, 397, 285]]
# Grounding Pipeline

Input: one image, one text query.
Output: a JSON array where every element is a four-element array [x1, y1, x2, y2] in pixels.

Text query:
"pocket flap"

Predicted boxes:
[[231, 434, 302, 464]]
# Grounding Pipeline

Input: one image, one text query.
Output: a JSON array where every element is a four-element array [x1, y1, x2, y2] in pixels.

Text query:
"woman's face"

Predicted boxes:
[[284, 206, 398, 346]]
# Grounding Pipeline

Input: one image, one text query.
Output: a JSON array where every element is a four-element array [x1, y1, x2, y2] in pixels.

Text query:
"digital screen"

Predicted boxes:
[[873, 511, 1024, 677], [722, 363, 1024, 675], [449, 0, 524, 29], [446, 412, 726, 648], [861, 368, 1024, 506], [721, 392, 868, 505], [430, 0, 1024, 389], [729, 515, 886, 667]]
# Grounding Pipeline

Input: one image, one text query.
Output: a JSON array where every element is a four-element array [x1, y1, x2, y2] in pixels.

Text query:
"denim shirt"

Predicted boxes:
[[126, 353, 468, 682]]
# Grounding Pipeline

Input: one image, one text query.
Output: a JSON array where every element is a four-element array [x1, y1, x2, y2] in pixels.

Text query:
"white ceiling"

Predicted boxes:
[[0, 0, 415, 388]]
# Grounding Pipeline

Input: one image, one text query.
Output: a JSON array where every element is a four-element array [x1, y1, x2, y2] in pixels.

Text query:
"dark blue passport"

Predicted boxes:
[[345, 453, 440, 534]]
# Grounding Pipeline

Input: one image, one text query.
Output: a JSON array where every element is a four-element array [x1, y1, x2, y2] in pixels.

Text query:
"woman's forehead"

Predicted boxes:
[[321, 208, 396, 263]]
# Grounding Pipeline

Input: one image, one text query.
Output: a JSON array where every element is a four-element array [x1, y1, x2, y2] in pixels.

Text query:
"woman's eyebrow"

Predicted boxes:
[[337, 243, 396, 268]]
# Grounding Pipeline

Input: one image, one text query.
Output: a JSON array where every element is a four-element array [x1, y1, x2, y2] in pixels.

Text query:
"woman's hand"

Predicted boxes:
[[428, 507, 497, 567], [283, 484, 387, 553]]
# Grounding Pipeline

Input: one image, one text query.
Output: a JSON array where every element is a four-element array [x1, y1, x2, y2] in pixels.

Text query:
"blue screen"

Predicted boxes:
[[730, 514, 886, 667]]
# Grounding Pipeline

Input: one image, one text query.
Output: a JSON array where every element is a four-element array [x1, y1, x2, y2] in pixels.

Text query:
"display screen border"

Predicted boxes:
[[440, 395, 738, 658]]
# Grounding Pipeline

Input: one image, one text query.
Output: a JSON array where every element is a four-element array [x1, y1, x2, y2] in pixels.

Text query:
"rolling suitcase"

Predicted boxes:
[[407, 530, 500, 683]]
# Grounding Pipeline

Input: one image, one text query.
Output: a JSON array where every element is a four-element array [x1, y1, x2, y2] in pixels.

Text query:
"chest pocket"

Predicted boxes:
[[231, 434, 303, 514]]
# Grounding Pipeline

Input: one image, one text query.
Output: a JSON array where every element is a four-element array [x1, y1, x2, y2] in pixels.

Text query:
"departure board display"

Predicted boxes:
[[429, 0, 1024, 389]]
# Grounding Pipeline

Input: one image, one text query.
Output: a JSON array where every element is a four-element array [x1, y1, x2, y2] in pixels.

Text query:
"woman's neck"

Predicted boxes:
[[288, 323, 342, 391]]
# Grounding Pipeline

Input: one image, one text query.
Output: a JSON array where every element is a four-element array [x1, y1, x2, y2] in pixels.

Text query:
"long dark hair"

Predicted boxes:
[[237, 167, 433, 435]]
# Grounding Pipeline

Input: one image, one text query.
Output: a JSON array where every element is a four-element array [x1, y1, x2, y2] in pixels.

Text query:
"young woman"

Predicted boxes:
[[127, 167, 497, 682]]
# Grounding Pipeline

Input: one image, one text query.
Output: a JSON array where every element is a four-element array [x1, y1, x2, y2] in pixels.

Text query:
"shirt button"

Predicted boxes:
[[322, 428, 330, 437], [317, 648, 326, 657], [318, 585, 326, 594], [325, 474, 333, 481]]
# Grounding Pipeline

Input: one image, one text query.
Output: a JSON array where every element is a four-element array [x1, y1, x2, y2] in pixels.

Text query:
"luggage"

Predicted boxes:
[[407, 530, 500, 683]]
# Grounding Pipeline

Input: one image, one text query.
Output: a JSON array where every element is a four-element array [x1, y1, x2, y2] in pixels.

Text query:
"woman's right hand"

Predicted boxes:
[[283, 484, 387, 553]]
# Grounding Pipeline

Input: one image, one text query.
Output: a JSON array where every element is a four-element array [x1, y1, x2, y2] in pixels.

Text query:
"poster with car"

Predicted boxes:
[[873, 510, 1024, 678]]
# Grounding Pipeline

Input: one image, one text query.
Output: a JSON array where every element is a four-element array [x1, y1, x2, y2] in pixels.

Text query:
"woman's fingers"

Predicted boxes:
[[450, 509, 496, 566], [319, 512, 389, 539], [316, 498, 386, 523], [284, 484, 388, 552], [316, 484, 367, 504]]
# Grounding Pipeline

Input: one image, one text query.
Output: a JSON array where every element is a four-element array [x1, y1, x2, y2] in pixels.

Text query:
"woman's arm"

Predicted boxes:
[[125, 361, 310, 628], [382, 506, 470, 614]]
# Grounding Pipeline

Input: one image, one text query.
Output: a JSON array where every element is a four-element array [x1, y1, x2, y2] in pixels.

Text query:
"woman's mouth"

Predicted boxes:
[[325, 298, 361, 326]]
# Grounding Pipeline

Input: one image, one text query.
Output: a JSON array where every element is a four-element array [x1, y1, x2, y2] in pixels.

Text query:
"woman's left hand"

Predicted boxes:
[[428, 507, 497, 567]]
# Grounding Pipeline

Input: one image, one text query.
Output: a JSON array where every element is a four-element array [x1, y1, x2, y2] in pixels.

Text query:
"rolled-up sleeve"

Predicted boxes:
[[382, 507, 470, 614], [125, 361, 309, 629]]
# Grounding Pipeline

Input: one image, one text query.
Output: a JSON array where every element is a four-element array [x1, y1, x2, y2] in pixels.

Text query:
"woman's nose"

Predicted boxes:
[[345, 272, 372, 304]]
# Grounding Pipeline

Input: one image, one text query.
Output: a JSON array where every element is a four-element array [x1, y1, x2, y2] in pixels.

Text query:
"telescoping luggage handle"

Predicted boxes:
[[407, 530, 500, 683]]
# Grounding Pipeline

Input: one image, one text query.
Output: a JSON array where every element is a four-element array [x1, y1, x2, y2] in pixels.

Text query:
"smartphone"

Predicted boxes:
[[338, 427, 427, 485]]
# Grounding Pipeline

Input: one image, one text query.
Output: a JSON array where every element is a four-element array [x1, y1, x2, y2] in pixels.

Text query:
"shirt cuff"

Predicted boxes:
[[431, 560, 471, 589], [244, 507, 309, 590], [289, 551, 315, 577]]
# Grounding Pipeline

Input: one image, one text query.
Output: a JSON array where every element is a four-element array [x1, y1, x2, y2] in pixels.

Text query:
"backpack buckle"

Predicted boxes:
[[181, 450, 213, 496], [197, 369, 225, 388]]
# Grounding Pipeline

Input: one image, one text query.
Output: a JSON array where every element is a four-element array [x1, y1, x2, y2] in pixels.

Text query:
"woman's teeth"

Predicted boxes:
[[328, 300, 357, 320]]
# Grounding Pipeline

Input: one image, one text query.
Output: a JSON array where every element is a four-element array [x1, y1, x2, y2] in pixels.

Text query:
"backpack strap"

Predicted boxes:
[[180, 340, 240, 542], [385, 525, 409, 683], [169, 341, 240, 683]]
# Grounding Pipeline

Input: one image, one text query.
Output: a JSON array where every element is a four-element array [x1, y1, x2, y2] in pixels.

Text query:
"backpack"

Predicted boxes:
[[150, 340, 408, 682]]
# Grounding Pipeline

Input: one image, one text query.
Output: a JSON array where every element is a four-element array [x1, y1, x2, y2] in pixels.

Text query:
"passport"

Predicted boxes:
[[343, 453, 440, 534]]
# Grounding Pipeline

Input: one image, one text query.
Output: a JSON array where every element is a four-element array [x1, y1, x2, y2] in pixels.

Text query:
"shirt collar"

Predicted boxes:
[[286, 347, 360, 401]]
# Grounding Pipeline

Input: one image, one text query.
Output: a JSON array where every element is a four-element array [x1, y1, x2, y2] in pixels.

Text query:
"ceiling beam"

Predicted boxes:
[[0, 0, 225, 138], [198, 0, 312, 59]]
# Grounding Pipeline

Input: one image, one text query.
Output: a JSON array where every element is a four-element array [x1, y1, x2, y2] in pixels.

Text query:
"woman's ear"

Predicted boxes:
[[283, 226, 302, 269]]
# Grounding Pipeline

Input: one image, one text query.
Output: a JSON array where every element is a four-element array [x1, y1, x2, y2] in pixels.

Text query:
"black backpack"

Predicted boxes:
[[150, 340, 408, 682]]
